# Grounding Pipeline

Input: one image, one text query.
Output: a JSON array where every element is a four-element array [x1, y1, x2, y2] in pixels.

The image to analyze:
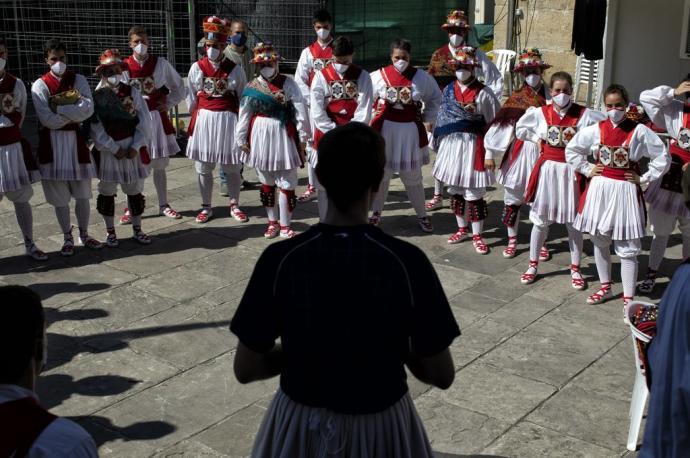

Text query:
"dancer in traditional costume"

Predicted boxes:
[[369, 38, 442, 232], [31, 39, 102, 256], [0, 38, 47, 260], [638, 81, 690, 292], [295, 9, 334, 203], [426, 9, 503, 212], [122, 26, 185, 222], [187, 16, 248, 224], [90, 49, 152, 247], [566, 84, 669, 311], [516, 71, 605, 288], [236, 43, 310, 239], [431, 47, 499, 252], [310, 36, 373, 219], [484, 49, 549, 258]]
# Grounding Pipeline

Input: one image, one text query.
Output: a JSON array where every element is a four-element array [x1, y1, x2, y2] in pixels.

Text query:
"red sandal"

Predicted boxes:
[[447, 226, 469, 244], [539, 245, 551, 262], [587, 282, 613, 304], [425, 193, 443, 211], [472, 234, 489, 255], [570, 264, 586, 290], [264, 220, 280, 239], [521, 260, 538, 284], [503, 236, 517, 258]]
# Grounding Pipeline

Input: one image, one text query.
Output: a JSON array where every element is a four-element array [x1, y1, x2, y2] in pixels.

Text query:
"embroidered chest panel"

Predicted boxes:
[[596, 145, 630, 168], [0, 92, 15, 114], [329, 79, 358, 100], [129, 76, 156, 95], [546, 125, 578, 147], [203, 77, 231, 96], [384, 86, 413, 105], [675, 127, 690, 151], [313, 57, 334, 72]]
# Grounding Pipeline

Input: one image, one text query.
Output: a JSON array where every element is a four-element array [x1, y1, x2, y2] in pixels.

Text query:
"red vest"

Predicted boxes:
[[453, 79, 489, 171], [313, 63, 363, 149], [124, 55, 176, 135], [187, 58, 240, 136], [524, 104, 585, 203], [370, 65, 428, 148], [307, 41, 334, 87], [37, 71, 91, 165], [0, 397, 57, 458]]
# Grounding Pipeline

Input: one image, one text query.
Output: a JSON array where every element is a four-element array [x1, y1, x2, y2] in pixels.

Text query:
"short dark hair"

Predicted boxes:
[[316, 123, 385, 212], [549, 71, 573, 89], [604, 83, 630, 105], [43, 39, 66, 58], [128, 26, 148, 41], [390, 38, 412, 55], [0, 285, 45, 384], [313, 9, 332, 24], [332, 36, 354, 57]]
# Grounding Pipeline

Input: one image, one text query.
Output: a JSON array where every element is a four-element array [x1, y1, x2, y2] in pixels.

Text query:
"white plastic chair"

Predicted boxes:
[[487, 49, 516, 97], [574, 54, 603, 108], [626, 300, 656, 452]]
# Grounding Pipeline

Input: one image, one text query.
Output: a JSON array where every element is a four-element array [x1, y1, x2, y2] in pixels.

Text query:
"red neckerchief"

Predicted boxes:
[[453, 78, 484, 105], [599, 118, 636, 147], [197, 56, 237, 78], [542, 102, 584, 128], [124, 54, 158, 78], [381, 64, 417, 87], [322, 63, 363, 82]]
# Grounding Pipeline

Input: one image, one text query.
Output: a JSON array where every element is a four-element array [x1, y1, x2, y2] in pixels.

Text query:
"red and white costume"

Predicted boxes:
[[295, 39, 333, 200], [187, 17, 248, 224], [567, 117, 669, 306], [369, 63, 442, 230], [0, 71, 46, 259], [516, 101, 605, 287], [310, 62, 373, 218], [123, 50, 185, 213], [639, 85, 690, 278]]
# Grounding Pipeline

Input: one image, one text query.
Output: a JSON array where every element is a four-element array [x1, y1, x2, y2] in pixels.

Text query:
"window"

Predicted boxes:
[[681, 0, 690, 59]]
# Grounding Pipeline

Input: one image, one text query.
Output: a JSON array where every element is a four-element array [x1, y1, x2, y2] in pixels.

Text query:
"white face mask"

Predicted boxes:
[[333, 62, 349, 74], [51, 61, 66, 76], [260, 66, 276, 79], [393, 59, 409, 73], [552, 92, 571, 108], [607, 108, 626, 123], [106, 74, 122, 87], [316, 28, 330, 40], [449, 34, 464, 47], [134, 43, 148, 56], [0, 57, 6, 72], [456, 69, 472, 82], [525, 74, 541, 88], [206, 46, 221, 61]]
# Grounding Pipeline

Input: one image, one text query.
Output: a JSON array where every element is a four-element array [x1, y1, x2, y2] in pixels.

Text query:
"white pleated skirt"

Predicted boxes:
[[530, 160, 579, 224], [644, 179, 690, 220], [245, 117, 302, 172], [98, 137, 150, 184], [432, 133, 495, 188], [38, 131, 97, 181], [497, 140, 540, 192], [251, 389, 434, 458], [380, 120, 429, 172], [0, 141, 40, 193], [574, 175, 646, 240], [186, 109, 242, 165], [148, 110, 180, 159]]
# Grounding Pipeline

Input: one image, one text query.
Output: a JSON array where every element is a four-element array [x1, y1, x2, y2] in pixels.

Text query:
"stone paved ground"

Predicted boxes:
[[0, 155, 684, 457]]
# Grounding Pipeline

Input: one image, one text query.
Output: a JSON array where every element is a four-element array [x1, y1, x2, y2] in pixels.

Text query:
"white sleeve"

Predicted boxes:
[[131, 87, 152, 151], [484, 122, 515, 162], [89, 118, 119, 155], [565, 123, 598, 177], [633, 124, 670, 185], [186, 63, 201, 114], [354, 70, 373, 124], [161, 58, 186, 108], [478, 87, 501, 125], [287, 78, 311, 141], [579, 107, 607, 128], [232, 64, 247, 99], [639, 85, 684, 137], [56, 75, 94, 122], [235, 99, 251, 147], [476, 49, 504, 98], [370, 70, 384, 103], [419, 71, 443, 124], [515, 106, 544, 144], [294, 48, 312, 104], [310, 71, 336, 132], [31, 79, 72, 129]]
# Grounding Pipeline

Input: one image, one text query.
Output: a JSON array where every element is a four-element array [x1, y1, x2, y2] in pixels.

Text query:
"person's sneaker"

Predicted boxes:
[[133, 226, 152, 245], [418, 216, 433, 233], [61, 231, 75, 257], [159, 205, 182, 219], [105, 230, 119, 248], [25, 243, 48, 261], [119, 208, 132, 225], [637, 270, 657, 294]]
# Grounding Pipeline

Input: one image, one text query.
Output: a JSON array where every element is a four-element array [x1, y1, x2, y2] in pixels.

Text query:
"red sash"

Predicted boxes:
[[313, 64, 363, 149], [454, 79, 489, 171], [524, 104, 585, 203], [125, 55, 176, 135], [307, 41, 333, 87], [187, 58, 240, 136], [0, 397, 57, 458], [370, 65, 428, 148], [37, 71, 91, 165]]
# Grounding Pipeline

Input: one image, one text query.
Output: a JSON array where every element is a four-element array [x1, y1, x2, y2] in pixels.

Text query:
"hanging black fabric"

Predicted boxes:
[[571, 0, 607, 60]]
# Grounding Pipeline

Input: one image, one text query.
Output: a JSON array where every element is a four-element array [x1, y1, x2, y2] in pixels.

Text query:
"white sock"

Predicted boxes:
[[406, 183, 427, 218], [55, 206, 71, 234], [620, 257, 638, 297], [434, 179, 443, 195], [278, 191, 292, 227], [593, 244, 612, 284], [566, 223, 583, 266], [316, 187, 328, 221], [13, 201, 34, 243], [153, 168, 168, 207], [307, 164, 316, 188], [530, 225, 549, 261], [371, 175, 391, 214], [455, 214, 467, 228], [648, 235, 669, 271], [75, 198, 91, 234], [471, 220, 483, 236], [507, 219, 519, 238], [222, 165, 242, 204], [198, 172, 213, 206]]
